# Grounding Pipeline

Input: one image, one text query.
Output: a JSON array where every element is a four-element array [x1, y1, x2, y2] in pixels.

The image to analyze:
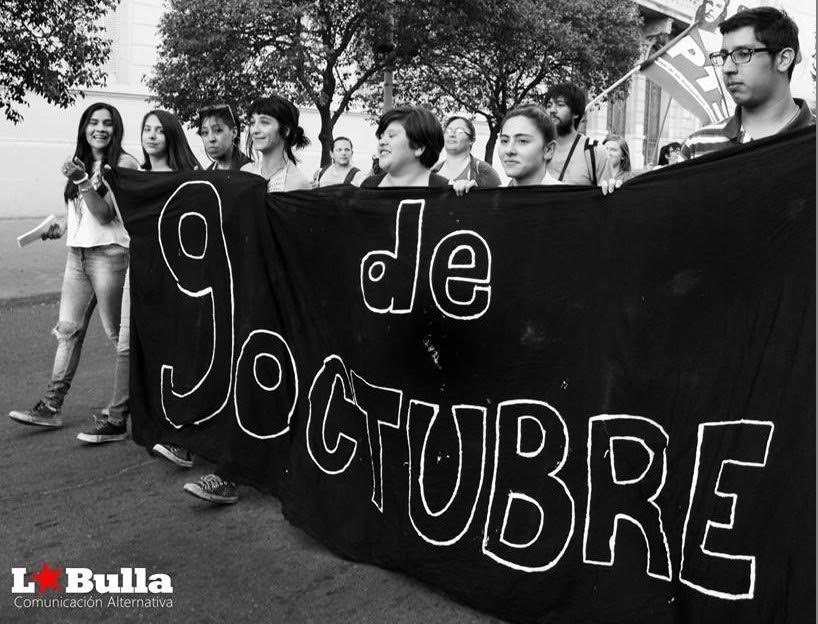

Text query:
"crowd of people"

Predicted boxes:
[[8, 7, 814, 506]]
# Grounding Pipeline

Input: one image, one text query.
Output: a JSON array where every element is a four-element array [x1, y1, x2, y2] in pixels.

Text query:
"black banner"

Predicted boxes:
[[112, 127, 815, 623]]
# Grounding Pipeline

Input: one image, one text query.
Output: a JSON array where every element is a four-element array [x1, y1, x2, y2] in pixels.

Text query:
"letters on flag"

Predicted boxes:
[[640, 21, 731, 124]]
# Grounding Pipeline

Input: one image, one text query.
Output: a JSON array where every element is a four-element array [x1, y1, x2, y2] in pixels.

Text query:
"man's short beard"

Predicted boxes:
[[555, 118, 574, 136]]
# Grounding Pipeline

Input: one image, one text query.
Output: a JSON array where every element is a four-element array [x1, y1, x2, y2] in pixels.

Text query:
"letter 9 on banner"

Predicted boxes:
[[157, 181, 235, 428]]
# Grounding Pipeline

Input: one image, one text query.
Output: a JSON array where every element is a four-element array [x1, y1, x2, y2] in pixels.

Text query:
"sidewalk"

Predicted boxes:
[[0, 217, 69, 304]]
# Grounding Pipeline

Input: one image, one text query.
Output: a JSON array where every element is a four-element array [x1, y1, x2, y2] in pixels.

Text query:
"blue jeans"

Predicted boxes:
[[44, 245, 129, 418], [106, 268, 131, 425]]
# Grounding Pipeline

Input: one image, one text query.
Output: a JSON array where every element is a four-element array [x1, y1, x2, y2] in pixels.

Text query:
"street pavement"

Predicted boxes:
[[0, 217, 66, 304], [0, 236, 507, 623]]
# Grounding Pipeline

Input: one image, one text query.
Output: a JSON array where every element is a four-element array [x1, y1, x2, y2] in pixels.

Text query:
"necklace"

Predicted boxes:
[[261, 156, 287, 180]]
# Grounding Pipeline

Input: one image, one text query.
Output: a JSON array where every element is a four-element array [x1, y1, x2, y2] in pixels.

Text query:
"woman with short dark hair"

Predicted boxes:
[[197, 103, 251, 171], [361, 106, 448, 188], [241, 95, 311, 192]]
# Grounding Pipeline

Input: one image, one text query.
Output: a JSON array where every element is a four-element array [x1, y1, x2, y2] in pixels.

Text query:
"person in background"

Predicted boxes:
[[432, 116, 501, 188], [452, 104, 561, 194], [197, 103, 251, 171], [9, 103, 139, 441], [602, 135, 634, 182], [544, 83, 612, 186], [361, 106, 448, 188], [312, 136, 366, 187], [657, 142, 682, 166], [241, 95, 312, 191], [681, 7, 814, 160]]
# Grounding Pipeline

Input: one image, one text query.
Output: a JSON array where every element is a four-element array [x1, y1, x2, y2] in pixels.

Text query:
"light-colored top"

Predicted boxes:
[[317, 165, 366, 187], [507, 171, 565, 187], [242, 159, 311, 192], [65, 160, 129, 249], [547, 133, 612, 186]]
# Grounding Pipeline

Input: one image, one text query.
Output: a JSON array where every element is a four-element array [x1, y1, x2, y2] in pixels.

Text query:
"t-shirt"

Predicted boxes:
[[241, 159, 311, 192], [65, 159, 131, 249], [679, 98, 815, 160], [547, 133, 612, 186], [360, 172, 451, 188], [432, 155, 502, 188], [316, 165, 366, 187], [507, 171, 564, 186], [205, 149, 252, 171]]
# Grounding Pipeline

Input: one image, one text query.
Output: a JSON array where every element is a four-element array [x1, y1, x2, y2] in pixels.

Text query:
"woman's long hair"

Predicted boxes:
[[140, 109, 201, 171], [604, 134, 631, 172], [64, 102, 127, 202], [245, 95, 310, 163]]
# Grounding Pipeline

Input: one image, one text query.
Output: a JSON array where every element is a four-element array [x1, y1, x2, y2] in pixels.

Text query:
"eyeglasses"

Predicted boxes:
[[709, 47, 779, 66], [445, 127, 472, 139], [197, 104, 237, 127]]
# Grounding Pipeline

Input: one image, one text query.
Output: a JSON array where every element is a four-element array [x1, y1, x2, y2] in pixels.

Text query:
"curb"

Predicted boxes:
[[0, 291, 61, 309]]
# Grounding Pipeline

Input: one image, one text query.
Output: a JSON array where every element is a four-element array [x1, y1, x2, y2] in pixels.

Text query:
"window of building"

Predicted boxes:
[[607, 95, 627, 136]]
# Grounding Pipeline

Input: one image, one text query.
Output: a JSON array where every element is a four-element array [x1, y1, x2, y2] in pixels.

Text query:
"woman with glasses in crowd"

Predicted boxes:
[[9, 103, 140, 441], [241, 95, 311, 191], [197, 104, 252, 171], [432, 116, 501, 188], [362, 106, 448, 188]]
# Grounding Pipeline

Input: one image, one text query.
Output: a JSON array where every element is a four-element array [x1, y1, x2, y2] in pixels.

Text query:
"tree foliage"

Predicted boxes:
[[148, 0, 439, 165], [0, 0, 117, 123], [382, 0, 643, 162]]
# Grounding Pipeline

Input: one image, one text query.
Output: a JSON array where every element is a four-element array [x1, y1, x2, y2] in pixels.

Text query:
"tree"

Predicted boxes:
[[383, 0, 642, 163], [0, 0, 118, 123], [148, 0, 439, 165]]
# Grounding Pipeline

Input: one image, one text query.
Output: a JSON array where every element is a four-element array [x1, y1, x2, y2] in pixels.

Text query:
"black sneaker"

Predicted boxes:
[[9, 401, 63, 428], [183, 474, 239, 504], [152, 443, 193, 468], [77, 416, 127, 444]]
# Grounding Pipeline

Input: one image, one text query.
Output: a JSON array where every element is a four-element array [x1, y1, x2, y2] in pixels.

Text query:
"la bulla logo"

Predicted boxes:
[[12, 563, 173, 594]]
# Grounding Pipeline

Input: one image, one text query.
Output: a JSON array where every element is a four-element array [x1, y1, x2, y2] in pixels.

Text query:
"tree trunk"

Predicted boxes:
[[317, 105, 334, 167], [484, 125, 499, 165]]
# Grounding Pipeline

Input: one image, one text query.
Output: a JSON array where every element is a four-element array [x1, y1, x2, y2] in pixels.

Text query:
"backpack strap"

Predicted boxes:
[[585, 138, 598, 186], [558, 134, 583, 181], [343, 167, 360, 185], [317, 165, 331, 182]]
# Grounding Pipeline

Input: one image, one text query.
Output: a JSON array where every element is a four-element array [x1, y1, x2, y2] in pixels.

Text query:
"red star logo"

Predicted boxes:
[[31, 562, 61, 592]]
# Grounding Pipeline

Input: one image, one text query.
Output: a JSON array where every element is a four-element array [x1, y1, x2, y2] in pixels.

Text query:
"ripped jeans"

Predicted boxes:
[[44, 245, 129, 421]]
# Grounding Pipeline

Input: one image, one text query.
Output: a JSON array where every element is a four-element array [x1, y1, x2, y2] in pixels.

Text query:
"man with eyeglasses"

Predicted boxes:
[[679, 7, 814, 161]]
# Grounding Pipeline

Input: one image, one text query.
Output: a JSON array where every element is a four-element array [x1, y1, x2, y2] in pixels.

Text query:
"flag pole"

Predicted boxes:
[[651, 96, 674, 165], [585, 22, 699, 113], [585, 66, 641, 112]]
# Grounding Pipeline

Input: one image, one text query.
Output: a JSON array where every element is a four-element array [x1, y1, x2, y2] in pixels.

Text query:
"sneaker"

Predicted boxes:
[[9, 401, 63, 428], [152, 443, 193, 468], [77, 416, 127, 444], [183, 474, 239, 504]]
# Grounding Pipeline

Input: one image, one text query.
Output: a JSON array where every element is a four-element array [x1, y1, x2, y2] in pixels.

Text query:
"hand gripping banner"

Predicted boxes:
[[111, 127, 815, 624]]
